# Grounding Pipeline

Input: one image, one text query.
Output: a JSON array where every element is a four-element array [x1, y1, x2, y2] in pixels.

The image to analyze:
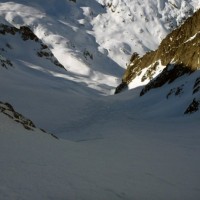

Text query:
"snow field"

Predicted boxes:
[[0, 0, 200, 199]]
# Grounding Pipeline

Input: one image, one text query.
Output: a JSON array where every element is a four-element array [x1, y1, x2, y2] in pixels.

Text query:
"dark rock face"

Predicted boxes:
[[183, 77, 200, 114], [184, 98, 200, 114], [0, 24, 18, 35], [115, 9, 200, 115], [0, 101, 58, 138], [140, 64, 193, 96], [193, 77, 200, 94], [20, 26, 39, 41], [0, 56, 13, 68], [0, 24, 38, 41], [119, 9, 200, 87], [115, 82, 128, 94], [37, 44, 64, 68], [166, 84, 184, 99], [0, 23, 65, 69], [0, 101, 36, 131]]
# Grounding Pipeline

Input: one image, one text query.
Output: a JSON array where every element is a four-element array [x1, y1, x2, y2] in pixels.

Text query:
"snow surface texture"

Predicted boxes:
[[0, 0, 200, 199], [1, 102, 200, 200]]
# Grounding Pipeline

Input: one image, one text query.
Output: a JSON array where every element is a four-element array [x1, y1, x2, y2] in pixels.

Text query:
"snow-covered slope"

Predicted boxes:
[[0, 0, 199, 93], [0, 22, 100, 135], [0, 0, 123, 94], [95, 0, 200, 66], [1, 101, 200, 200], [0, 1, 200, 199], [116, 8, 200, 114]]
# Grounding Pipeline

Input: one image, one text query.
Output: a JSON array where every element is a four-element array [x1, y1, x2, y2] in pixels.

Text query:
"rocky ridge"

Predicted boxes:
[[116, 9, 200, 114], [0, 101, 36, 131], [0, 24, 64, 69], [0, 101, 58, 138]]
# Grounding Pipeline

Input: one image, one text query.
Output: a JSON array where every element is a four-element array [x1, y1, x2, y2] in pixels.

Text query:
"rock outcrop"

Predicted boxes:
[[116, 9, 200, 114], [0, 24, 64, 69], [0, 101, 58, 138]]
